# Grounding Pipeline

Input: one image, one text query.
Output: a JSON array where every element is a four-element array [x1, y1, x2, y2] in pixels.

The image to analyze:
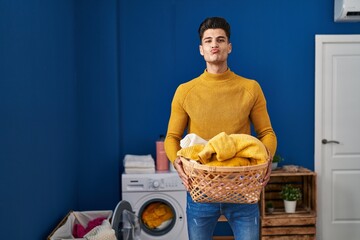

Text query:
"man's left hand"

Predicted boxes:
[[261, 150, 273, 186]]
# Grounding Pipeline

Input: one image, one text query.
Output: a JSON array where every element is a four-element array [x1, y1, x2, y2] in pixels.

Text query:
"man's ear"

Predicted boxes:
[[199, 45, 204, 56], [228, 43, 232, 54]]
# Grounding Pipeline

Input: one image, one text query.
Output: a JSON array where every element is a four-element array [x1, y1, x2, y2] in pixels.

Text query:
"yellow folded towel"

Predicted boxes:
[[198, 132, 236, 163], [177, 132, 268, 166], [177, 144, 204, 161]]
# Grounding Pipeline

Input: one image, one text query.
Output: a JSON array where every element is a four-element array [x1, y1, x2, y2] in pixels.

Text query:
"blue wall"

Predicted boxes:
[[0, 0, 359, 239], [0, 0, 78, 239], [0, 0, 119, 239], [75, 0, 120, 212]]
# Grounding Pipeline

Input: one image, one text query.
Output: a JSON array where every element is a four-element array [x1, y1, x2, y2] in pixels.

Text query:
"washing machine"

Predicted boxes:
[[118, 172, 188, 240]]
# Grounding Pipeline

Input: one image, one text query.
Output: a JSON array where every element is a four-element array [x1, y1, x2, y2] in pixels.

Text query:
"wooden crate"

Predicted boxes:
[[260, 167, 317, 240]]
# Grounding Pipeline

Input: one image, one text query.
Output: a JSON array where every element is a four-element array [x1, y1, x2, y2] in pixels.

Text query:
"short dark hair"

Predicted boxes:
[[198, 17, 231, 43]]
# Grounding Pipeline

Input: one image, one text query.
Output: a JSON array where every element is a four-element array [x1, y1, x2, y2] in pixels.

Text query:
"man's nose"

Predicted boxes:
[[211, 42, 219, 48]]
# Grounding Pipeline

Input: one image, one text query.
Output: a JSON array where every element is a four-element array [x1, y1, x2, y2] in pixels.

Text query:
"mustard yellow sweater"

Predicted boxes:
[[165, 69, 277, 163]]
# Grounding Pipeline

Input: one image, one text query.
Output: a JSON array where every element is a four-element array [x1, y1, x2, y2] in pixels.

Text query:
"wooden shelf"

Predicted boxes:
[[260, 167, 317, 240], [214, 215, 234, 239]]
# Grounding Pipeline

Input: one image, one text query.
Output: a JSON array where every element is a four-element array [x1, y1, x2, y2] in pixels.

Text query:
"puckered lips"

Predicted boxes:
[[211, 48, 219, 54]]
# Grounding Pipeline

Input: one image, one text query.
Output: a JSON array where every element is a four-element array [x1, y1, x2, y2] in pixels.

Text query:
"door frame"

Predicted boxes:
[[314, 34, 360, 239]]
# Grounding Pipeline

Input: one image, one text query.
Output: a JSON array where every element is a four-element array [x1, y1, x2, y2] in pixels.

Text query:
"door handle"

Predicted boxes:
[[322, 139, 340, 144]]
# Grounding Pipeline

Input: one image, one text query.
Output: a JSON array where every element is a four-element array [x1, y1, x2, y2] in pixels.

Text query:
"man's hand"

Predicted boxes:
[[261, 150, 273, 186], [173, 157, 189, 190]]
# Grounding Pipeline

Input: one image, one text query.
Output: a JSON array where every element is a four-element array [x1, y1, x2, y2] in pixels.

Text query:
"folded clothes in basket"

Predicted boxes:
[[177, 132, 268, 167], [180, 133, 208, 148]]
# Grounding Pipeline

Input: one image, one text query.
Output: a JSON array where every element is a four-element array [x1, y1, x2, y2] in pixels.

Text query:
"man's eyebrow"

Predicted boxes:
[[203, 36, 227, 40]]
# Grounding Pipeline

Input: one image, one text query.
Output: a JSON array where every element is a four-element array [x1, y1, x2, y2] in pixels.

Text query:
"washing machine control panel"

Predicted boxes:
[[122, 172, 186, 192], [152, 180, 160, 188]]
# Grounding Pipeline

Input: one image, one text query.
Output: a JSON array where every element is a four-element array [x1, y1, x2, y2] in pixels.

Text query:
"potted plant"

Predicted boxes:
[[272, 153, 284, 170], [266, 201, 274, 214], [280, 184, 302, 213]]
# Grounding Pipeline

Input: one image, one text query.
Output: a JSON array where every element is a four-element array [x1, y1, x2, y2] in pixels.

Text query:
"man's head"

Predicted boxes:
[[198, 17, 232, 70], [198, 17, 231, 43]]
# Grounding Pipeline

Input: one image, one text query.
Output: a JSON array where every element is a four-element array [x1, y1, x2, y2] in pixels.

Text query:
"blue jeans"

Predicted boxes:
[[186, 193, 259, 240]]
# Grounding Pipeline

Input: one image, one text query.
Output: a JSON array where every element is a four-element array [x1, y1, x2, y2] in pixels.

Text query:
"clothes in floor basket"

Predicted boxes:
[[124, 154, 155, 173]]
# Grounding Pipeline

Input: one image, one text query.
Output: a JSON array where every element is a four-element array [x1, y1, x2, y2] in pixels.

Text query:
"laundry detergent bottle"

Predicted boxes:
[[156, 135, 169, 171]]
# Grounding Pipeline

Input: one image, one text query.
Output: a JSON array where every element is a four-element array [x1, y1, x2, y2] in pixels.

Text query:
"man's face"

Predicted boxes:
[[199, 28, 232, 65]]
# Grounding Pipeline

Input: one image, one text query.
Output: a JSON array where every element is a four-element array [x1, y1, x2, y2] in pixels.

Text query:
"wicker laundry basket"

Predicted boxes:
[[180, 157, 268, 204]]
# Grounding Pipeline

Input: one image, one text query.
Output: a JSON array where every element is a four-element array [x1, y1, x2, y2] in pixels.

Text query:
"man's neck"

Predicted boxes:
[[206, 62, 228, 74]]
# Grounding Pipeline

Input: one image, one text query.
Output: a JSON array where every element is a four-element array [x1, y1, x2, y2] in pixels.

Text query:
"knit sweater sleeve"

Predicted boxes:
[[164, 85, 189, 162], [249, 82, 277, 156]]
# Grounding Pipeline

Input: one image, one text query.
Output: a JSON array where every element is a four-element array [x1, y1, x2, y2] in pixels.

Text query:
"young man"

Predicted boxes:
[[164, 17, 277, 240]]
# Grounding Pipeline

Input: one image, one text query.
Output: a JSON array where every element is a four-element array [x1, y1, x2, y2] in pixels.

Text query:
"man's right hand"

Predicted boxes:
[[173, 157, 189, 191]]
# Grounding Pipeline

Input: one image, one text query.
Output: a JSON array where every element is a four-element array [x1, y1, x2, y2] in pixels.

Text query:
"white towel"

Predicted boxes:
[[84, 220, 117, 240], [124, 154, 155, 168], [125, 167, 155, 174], [180, 133, 208, 148]]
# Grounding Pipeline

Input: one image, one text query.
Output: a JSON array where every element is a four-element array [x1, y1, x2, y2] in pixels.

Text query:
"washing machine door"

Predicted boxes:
[[112, 200, 141, 240], [138, 198, 178, 237]]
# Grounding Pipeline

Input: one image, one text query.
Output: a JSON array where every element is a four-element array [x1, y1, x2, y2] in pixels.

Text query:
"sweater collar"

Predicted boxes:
[[201, 68, 234, 82]]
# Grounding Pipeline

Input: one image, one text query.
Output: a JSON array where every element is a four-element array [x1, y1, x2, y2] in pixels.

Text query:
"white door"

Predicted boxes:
[[315, 35, 360, 240]]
